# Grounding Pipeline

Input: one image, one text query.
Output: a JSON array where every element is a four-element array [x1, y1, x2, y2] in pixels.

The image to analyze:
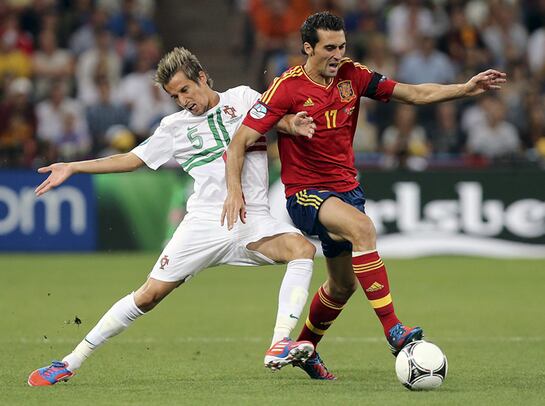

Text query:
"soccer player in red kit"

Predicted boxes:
[[223, 12, 506, 380]]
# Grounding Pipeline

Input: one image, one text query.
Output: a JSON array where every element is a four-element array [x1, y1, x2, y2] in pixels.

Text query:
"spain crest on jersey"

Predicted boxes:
[[337, 80, 355, 102]]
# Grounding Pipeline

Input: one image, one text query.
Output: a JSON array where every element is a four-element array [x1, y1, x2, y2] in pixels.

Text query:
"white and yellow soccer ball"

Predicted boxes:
[[395, 340, 448, 390]]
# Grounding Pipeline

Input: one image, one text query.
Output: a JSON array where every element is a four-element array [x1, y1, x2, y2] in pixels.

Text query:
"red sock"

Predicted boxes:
[[297, 286, 346, 349], [353, 250, 400, 335]]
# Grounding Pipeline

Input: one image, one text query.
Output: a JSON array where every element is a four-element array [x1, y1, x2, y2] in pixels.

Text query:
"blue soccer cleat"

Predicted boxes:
[[264, 338, 314, 371], [387, 323, 424, 356], [293, 352, 336, 380], [28, 361, 74, 386]]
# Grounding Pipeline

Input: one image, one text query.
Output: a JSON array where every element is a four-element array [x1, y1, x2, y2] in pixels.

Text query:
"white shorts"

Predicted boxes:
[[148, 211, 301, 283]]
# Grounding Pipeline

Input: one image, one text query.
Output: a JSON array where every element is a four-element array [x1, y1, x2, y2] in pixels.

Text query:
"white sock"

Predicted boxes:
[[271, 259, 313, 345], [62, 293, 144, 371], [353, 250, 377, 256]]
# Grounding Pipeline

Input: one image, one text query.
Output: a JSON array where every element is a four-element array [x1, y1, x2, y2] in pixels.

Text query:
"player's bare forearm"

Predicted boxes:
[[222, 125, 262, 228], [35, 153, 144, 196], [226, 125, 262, 190], [276, 115, 294, 134], [392, 82, 466, 104], [225, 137, 246, 195], [392, 69, 507, 105], [70, 153, 144, 174], [276, 112, 315, 138]]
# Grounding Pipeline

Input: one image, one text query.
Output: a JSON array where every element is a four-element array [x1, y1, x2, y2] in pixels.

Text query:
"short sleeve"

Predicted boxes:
[[362, 71, 397, 102], [242, 75, 293, 134], [348, 61, 397, 102], [238, 85, 261, 111], [131, 120, 174, 170]]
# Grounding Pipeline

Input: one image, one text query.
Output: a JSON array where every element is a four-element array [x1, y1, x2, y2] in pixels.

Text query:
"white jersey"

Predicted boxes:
[[131, 86, 268, 217]]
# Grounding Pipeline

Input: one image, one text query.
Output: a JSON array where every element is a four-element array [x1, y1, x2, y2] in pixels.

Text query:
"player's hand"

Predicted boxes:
[[464, 69, 507, 96], [221, 190, 246, 230], [291, 111, 315, 139], [35, 163, 74, 196]]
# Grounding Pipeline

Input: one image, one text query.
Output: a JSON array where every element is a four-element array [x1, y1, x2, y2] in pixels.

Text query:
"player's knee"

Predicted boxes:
[[134, 286, 169, 312], [349, 215, 376, 246], [135, 278, 179, 312], [286, 235, 316, 260], [134, 291, 162, 312]]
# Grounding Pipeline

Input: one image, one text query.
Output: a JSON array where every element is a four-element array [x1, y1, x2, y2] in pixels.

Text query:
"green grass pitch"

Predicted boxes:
[[1, 254, 544, 405]]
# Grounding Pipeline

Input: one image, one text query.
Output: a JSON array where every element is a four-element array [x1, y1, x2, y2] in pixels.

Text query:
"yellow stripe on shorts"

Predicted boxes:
[[295, 192, 321, 209], [295, 190, 324, 210]]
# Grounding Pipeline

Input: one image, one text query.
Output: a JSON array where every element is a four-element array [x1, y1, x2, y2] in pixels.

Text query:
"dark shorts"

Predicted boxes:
[[286, 186, 366, 258]]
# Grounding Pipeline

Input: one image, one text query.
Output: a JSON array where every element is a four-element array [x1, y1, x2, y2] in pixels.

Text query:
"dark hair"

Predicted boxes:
[[154, 47, 213, 88], [300, 11, 345, 53]]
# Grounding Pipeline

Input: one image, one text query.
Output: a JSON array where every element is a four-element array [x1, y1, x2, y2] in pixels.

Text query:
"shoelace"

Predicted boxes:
[[309, 354, 328, 371], [309, 354, 323, 366], [311, 355, 334, 378], [390, 324, 406, 340], [294, 353, 334, 379], [42, 361, 66, 378]]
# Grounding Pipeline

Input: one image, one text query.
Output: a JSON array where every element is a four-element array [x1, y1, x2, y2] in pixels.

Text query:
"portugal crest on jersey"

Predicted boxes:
[[159, 255, 169, 270], [337, 80, 355, 102], [222, 105, 237, 119]]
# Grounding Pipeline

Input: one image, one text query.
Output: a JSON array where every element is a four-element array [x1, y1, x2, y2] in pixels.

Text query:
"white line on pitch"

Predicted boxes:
[[3, 336, 545, 344]]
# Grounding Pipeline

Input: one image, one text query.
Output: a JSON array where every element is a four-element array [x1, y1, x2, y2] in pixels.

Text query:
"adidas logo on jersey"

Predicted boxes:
[[365, 281, 384, 292], [303, 97, 314, 107]]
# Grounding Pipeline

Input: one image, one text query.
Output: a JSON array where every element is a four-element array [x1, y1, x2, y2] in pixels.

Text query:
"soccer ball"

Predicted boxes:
[[395, 340, 448, 390]]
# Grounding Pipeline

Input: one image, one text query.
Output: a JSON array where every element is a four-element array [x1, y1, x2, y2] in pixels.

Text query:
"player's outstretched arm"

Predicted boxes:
[[276, 112, 316, 138], [391, 69, 507, 105], [222, 124, 263, 230], [35, 152, 145, 196]]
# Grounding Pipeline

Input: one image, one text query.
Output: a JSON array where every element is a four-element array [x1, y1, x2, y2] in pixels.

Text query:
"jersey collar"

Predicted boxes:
[[301, 65, 336, 89]]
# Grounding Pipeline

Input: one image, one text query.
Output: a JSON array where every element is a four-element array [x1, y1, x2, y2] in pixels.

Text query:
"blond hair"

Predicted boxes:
[[154, 47, 213, 88]]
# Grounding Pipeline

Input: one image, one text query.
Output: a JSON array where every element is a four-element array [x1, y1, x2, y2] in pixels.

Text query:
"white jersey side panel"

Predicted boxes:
[[131, 86, 269, 217]]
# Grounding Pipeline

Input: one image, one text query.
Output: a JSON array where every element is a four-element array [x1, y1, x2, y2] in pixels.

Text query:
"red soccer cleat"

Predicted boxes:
[[28, 361, 74, 386], [293, 352, 336, 380], [264, 338, 314, 371], [387, 323, 424, 356]]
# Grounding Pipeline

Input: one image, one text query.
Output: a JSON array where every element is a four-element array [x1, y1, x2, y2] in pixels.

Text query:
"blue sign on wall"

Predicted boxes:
[[0, 171, 96, 251]]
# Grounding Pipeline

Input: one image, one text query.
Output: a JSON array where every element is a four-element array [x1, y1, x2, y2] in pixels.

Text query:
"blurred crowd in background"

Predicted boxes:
[[232, 0, 545, 170], [0, 0, 175, 169], [1, 0, 545, 172]]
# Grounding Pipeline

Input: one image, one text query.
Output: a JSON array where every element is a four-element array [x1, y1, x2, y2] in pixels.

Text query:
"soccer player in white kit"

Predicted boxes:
[[28, 47, 317, 386]]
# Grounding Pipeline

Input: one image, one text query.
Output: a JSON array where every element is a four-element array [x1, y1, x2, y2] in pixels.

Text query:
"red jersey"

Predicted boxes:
[[243, 58, 397, 196]]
